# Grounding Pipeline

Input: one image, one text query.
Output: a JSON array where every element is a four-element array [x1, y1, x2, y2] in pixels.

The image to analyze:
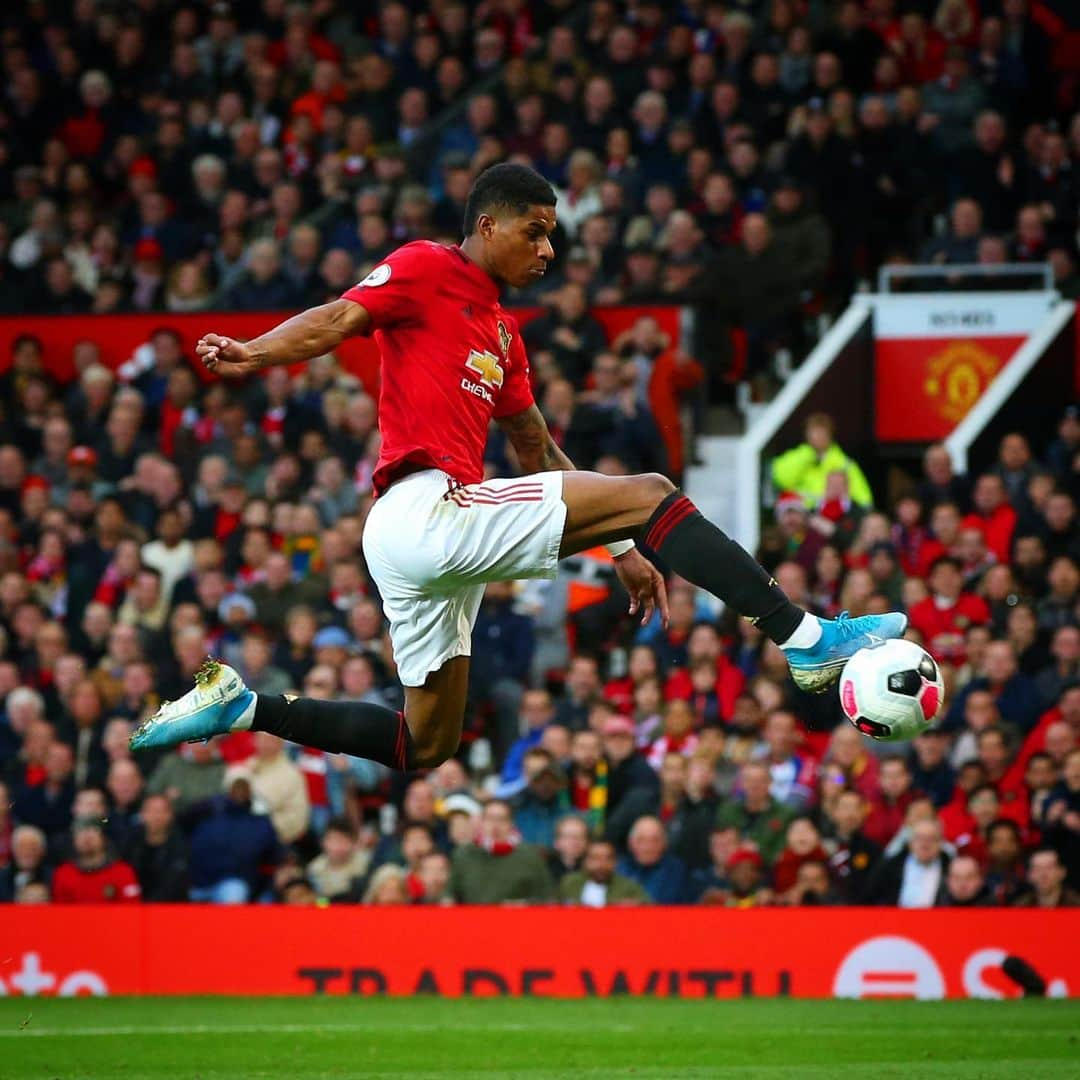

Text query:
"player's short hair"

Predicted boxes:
[[462, 163, 556, 235]]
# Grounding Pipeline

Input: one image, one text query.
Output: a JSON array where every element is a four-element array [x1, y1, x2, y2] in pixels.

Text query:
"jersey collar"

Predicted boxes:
[[451, 245, 501, 304]]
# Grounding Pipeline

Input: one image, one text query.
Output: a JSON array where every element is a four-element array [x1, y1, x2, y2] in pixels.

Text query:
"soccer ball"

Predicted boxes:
[[838, 639, 944, 742]]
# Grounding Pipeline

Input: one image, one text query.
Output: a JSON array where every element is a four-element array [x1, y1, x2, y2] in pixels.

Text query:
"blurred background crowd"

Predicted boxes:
[[0, 0, 1077, 396], [1, 0, 1079, 910]]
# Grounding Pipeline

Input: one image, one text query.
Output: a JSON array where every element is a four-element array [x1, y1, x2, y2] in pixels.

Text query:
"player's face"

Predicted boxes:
[[487, 205, 556, 288]]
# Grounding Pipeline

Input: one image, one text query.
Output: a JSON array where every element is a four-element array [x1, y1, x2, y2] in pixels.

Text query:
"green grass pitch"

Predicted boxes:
[[2, 996, 1077, 1079]]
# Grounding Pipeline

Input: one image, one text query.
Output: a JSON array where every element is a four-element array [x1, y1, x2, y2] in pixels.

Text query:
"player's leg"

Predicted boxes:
[[131, 474, 482, 769], [399, 656, 470, 766], [559, 470, 803, 641], [243, 577, 481, 770], [130, 571, 482, 769], [129, 654, 468, 769], [248, 654, 468, 769], [559, 470, 906, 691], [251, 480, 484, 768]]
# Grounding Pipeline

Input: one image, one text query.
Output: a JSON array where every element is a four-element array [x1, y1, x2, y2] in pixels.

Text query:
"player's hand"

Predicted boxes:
[[196, 333, 259, 378], [614, 548, 669, 628]]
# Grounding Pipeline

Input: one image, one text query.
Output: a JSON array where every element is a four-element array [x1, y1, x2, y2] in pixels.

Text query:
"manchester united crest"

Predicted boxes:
[[497, 320, 512, 362], [923, 341, 1003, 423]]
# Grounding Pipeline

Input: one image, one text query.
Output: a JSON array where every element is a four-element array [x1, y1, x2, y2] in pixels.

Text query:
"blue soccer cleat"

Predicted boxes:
[[784, 611, 908, 694], [129, 658, 255, 751]]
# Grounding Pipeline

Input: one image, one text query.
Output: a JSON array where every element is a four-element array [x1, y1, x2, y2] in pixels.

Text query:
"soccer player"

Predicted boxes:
[[131, 164, 905, 770]]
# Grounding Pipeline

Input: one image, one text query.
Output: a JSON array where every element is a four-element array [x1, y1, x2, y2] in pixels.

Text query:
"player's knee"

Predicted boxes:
[[636, 472, 676, 510], [410, 734, 454, 769], [408, 722, 459, 769]]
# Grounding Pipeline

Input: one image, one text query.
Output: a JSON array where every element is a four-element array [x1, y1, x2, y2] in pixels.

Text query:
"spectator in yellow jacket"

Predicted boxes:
[[771, 413, 873, 509]]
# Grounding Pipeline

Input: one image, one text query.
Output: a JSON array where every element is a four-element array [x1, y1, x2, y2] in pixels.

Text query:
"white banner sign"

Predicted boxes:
[[872, 292, 1057, 339]]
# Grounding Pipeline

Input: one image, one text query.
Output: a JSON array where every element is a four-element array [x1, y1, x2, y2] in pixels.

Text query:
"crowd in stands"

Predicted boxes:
[[1, 0, 1080, 909], [2, 337, 1080, 908], [0, 0, 1077, 398]]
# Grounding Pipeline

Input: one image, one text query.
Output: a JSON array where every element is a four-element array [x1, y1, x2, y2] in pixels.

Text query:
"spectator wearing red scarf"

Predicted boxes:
[[449, 799, 553, 903], [646, 700, 701, 770], [92, 537, 141, 610], [158, 367, 201, 457], [568, 729, 607, 836]]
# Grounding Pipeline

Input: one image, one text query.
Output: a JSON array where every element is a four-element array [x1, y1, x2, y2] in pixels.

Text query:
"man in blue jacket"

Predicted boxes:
[[617, 815, 690, 904], [510, 748, 570, 849], [184, 769, 280, 903], [499, 689, 556, 794]]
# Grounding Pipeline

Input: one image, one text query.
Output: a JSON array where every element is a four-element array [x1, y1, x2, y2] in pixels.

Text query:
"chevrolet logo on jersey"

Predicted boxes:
[[465, 349, 504, 389]]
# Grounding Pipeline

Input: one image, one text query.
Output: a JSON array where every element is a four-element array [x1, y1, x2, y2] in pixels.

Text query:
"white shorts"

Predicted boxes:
[[362, 469, 567, 686]]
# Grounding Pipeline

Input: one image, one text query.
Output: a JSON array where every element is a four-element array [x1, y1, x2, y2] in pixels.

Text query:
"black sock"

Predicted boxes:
[[252, 695, 415, 771], [641, 491, 804, 644]]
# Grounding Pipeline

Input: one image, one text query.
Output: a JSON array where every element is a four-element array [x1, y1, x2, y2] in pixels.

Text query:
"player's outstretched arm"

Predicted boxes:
[[196, 298, 372, 378], [497, 404, 575, 473]]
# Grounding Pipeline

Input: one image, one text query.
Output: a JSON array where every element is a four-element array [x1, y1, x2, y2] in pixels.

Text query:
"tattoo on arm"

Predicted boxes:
[[498, 405, 576, 474]]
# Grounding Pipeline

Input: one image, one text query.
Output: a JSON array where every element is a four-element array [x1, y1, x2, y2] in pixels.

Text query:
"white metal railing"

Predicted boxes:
[[878, 262, 1053, 292], [943, 299, 1076, 473]]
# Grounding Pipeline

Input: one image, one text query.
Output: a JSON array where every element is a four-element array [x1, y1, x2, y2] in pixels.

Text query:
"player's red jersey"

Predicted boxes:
[[341, 241, 536, 496]]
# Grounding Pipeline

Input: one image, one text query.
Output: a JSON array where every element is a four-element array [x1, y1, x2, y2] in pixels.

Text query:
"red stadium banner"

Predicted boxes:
[[0, 311, 383, 390], [872, 294, 1056, 442], [0, 304, 687, 470], [0, 906, 1074, 999], [0, 307, 681, 394]]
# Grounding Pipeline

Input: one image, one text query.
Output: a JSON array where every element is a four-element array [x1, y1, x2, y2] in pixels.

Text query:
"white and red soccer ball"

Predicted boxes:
[[838, 639, 944, 742]]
